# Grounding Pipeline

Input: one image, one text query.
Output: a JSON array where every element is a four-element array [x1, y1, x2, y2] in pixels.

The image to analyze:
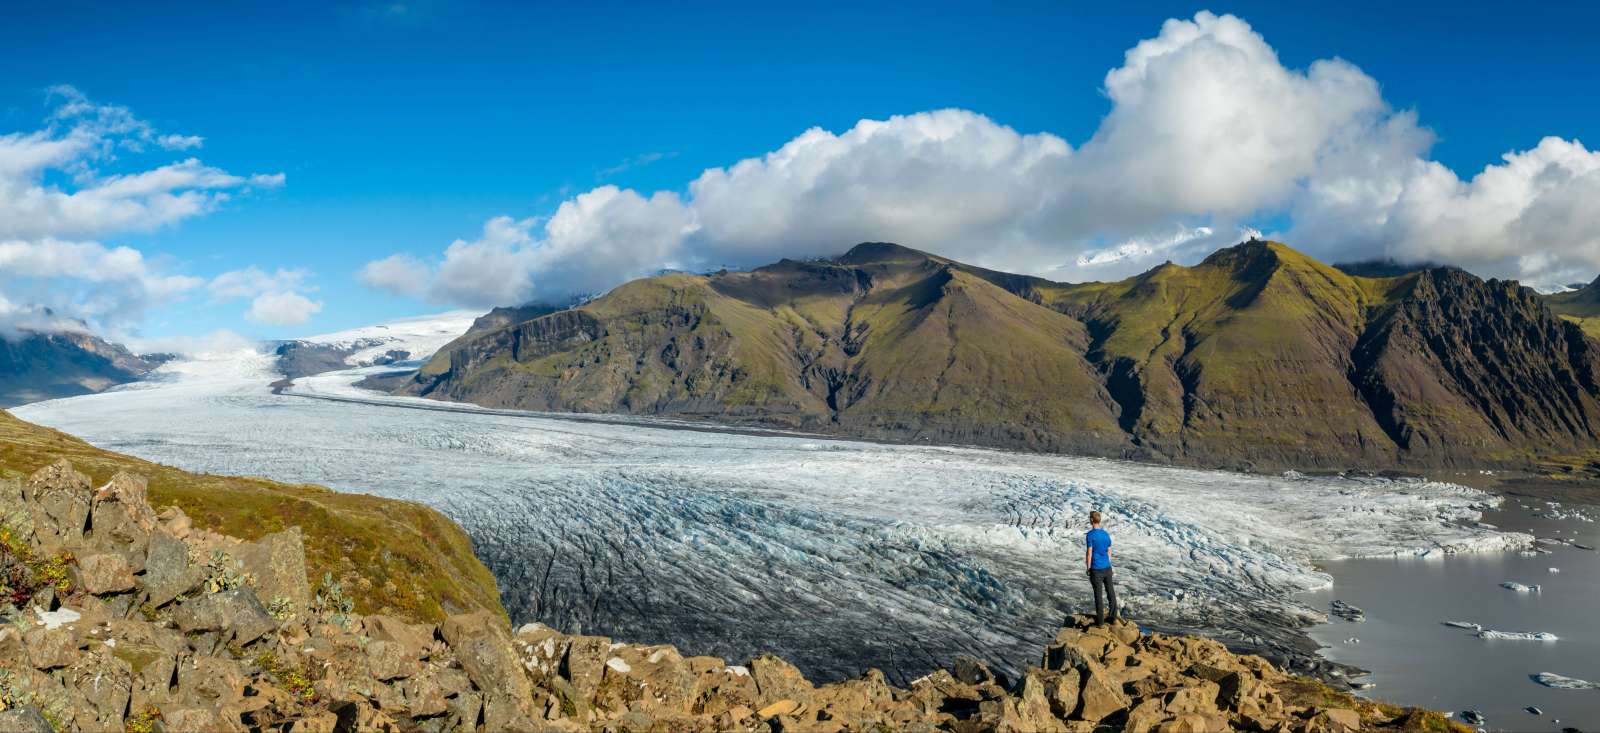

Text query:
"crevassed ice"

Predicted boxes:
[[14, 351, 1530, 683]]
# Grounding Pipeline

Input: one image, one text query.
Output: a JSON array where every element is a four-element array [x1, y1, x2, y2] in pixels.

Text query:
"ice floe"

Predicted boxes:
[[1476, 630, 1558, 641], [1532, 672, 1600, 690], [1442, 621, 1482, 631], [1500, 581, 1541, 593]]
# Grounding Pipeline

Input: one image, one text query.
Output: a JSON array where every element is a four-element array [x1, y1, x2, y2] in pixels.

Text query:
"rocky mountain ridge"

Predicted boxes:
[[0, 458, 1458, 732], [0, 330, 167, 407], [389, 240, 1600, 474]]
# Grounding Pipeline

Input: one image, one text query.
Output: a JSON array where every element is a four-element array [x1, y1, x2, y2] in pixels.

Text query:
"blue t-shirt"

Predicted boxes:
[[1086, 527, 1112, 570]]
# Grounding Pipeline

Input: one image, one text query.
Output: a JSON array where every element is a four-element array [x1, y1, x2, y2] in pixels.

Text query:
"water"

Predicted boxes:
[[10, 350, 1528, 689], [1301, 502, 1600, 730]]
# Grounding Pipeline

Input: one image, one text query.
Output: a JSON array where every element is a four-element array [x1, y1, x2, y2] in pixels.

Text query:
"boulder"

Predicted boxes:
[[87, 471, 160, 570], [1044, 667, 1081, 720], [364, 614, 436, 652], [440, 610, 539, 729], [1075, 659, 1131, 723], [1045, 628, 1111, 671], [62, 649, 134, 729], [1162, 680, 1222, 716], [76, 551, 138, 595], [749, 653, 814, 708], [364, 638, 422, 680], [23, 460, 92, 547], [142, 530, 207, 607], [24, 621, 82, 670], [0, 708, 53, 733], [559, 633, 612, 701], [1306, 707, 1362, 732], [1156, 713, 1231, 732], [172, 587, 278, 644], [1015, 669, 1067, 733], [237, 527, 312, 615], [1124, 698, 1168, 733]]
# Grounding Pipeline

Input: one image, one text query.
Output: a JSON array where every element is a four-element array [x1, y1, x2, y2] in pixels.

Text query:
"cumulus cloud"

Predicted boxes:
[[245, 291, 323, 327], [208, 266, 323, 327], [369, 187, 694, 308], [0, 86, 287, 336], [358, 254, 431, 300], [367, 11, 1600, 306]]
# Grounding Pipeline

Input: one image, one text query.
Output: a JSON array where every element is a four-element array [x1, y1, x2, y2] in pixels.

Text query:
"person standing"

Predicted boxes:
[[1085, 510, 1118, 624]]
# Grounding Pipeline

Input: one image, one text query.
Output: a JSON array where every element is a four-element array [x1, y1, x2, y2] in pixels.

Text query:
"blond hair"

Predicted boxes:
[[1089, 510, 1102, 525]]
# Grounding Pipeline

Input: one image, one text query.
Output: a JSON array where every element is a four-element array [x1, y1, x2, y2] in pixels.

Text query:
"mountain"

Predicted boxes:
[[387, 240, 1600, 473], [272, 310, 483, 380], [0, 329, 167, 407], [1543, 275, 1600, 338]]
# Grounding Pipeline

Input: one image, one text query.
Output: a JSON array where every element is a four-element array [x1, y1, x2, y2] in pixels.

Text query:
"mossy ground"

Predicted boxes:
[[0, 410, 506, 625]]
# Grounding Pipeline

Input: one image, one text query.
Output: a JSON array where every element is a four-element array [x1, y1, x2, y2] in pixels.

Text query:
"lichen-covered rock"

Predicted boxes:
[[237, 527, 312, 615], [75, 551, 137, 594], [23, 460, 92, 547], [86, 471, 160, 570], [172, 587, 278, 644]]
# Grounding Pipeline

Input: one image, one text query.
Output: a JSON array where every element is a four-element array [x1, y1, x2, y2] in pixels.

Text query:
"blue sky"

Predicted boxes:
[[6, 1, 1600, 344]]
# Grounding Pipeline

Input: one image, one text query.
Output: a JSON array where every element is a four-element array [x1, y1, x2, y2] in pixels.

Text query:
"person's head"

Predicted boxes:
[[1089, 510, 1102, 527]]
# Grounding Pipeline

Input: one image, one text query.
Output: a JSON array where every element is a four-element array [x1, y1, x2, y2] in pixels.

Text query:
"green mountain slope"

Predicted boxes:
[[395, 240, 1600, 472], [1544, 275, 1600, 337]]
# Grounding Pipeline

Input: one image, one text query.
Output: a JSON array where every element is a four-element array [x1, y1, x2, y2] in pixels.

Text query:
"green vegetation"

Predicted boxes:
[[0, 410, 505, 624], [398, 239, 1600, 475], [0, 520, 74, 607]]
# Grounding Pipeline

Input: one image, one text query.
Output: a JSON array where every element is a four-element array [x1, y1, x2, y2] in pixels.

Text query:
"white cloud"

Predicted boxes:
[[208, 266, 309, 300], [366, 187, 695, 308], [366, 11, 1600, 306], [359, 254, 431, 299], [208, 266, 322, 328], [0, 86, 286, 337], [246, 291, 323, 327]]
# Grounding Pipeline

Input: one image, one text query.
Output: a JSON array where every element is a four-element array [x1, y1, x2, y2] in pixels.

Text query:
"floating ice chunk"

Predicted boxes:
[[1500, 581, 1541, 593], [1330, 599, 1365, 622], [1548, 567, 1560, 573], [1532, 672, 1600, 689], [1443, 621, 1482, 631], [1342, 637, 1360, 644], [1476, 630, 1558, 641], [34, 607, 81, 630]]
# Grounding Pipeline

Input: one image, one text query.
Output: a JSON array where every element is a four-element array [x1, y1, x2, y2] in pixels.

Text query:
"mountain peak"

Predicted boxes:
[[835, 242, 936, 265]]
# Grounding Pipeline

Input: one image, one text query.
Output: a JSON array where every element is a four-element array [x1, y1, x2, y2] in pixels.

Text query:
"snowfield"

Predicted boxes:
[[297, 310, 481, 366], [14, 337, 1531, 683]]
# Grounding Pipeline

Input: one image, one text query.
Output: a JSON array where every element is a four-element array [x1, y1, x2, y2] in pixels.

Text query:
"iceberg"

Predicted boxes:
[[1476, 630, 1558, 641], [1499, 581, 1541, 592], [1532, 672, 1600, 690], [1442, 621, 1482, 631]]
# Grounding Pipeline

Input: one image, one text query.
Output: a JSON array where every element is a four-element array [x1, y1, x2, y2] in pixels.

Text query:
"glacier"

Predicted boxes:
[[13, 337, 1532, 683]]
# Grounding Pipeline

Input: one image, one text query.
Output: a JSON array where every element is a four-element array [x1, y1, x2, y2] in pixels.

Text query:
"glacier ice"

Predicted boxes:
[[13, 346, 1533, 683], [1533, 672, 1600, 690], [1475, 630, 1558, 641]]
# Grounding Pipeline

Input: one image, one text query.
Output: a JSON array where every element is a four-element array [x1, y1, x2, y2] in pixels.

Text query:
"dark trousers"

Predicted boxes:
[[1089, 567, 1118, 621]]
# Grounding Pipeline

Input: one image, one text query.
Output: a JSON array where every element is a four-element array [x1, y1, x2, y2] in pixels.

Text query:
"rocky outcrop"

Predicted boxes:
[[0, 460, 1457, 731]]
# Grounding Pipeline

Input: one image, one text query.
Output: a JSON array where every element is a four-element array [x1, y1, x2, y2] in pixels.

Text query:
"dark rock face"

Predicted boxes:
[[0, 330, 160, 407], [389, 241, 1600, 474], [1352, 269, 1600, 465]]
